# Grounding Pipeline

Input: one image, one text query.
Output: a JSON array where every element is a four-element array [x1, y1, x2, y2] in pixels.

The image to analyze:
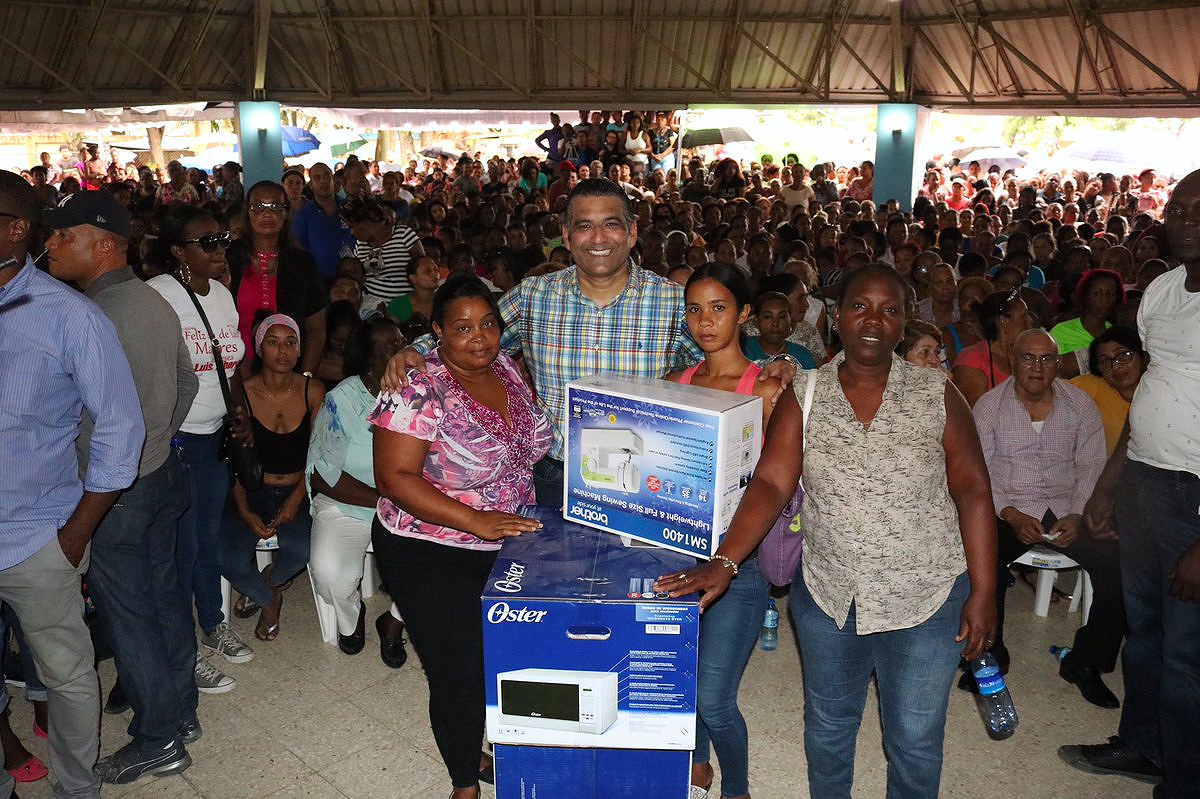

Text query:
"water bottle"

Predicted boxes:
[[759, 599, 779, 651], [1049, 645, 1072, 663], [969, 652, 1018, 739]]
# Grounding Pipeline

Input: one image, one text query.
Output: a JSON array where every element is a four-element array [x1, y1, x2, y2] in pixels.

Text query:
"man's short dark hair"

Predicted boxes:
[[565, 178, 634, 229]]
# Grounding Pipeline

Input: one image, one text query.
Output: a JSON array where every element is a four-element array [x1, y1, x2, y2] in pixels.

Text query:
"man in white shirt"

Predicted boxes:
[[1061, 169, 1200, 797]]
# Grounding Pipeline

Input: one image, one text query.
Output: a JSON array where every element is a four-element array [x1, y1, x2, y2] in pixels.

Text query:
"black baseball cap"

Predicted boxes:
[[41, 190, 131, 238]]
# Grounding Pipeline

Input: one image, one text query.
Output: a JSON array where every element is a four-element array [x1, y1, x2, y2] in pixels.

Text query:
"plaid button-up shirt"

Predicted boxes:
[[415, 263, 701, 459]]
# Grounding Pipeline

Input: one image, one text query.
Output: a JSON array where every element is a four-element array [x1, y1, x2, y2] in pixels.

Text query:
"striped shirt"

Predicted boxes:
[[356, 223, 420, 302], [0, 260, 144, 570], [413, 263, 702, 458], [973, 377, 1106, 519]]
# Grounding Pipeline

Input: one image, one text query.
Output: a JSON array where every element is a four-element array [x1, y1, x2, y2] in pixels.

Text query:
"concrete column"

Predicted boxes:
[[235, 101, 283, 189], [872, 103, 930, 212]]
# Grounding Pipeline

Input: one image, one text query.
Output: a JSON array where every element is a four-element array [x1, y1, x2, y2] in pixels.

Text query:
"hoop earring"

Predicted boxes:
[[179, 262, 192, 286]]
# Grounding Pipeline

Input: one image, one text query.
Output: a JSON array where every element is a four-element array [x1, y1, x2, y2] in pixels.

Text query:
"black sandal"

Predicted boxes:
[[233, 593, 260, 618]]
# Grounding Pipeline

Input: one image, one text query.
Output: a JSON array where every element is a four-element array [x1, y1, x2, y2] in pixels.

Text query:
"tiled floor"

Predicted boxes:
[[8, 571, 1147, 798]]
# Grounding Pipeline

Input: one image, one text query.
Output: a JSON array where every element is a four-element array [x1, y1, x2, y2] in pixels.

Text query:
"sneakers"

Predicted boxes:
[[194, 655, 236, 694], [1058, 736, 1164, 784], [94, 740, 191, 784], [201, 622, 255, 663]]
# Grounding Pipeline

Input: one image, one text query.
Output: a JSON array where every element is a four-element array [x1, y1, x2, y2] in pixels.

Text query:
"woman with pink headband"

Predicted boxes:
[[219, 313, 325, 642]]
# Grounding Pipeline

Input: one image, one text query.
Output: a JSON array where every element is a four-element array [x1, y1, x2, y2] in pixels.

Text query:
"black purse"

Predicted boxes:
[[178, 276, 264, 491]]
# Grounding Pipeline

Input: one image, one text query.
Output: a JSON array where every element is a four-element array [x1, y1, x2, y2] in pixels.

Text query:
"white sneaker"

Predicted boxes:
[[194, 655, 235, 694], [201, 622, 255, 663]]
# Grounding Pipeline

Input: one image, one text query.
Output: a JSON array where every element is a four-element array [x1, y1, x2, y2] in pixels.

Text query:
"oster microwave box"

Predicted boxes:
[[563, 375, 761, 558], [493, 744, 689, 799], [482, 510, 699, 750]]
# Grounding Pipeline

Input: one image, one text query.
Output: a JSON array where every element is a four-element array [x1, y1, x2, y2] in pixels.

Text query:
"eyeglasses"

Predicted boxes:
[[249, 201, 286, 215], [1096, 349, 1136, 372], [183, 231, 232, 252], [1017, 353, 1060, 367]]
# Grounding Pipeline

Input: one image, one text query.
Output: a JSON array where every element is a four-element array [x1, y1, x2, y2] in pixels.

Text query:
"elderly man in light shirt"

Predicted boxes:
[[972, 328, 1123, 709]]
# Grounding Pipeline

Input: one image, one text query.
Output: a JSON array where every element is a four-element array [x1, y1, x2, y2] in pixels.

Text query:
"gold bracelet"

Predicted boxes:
[[711, 554, 739, 576]]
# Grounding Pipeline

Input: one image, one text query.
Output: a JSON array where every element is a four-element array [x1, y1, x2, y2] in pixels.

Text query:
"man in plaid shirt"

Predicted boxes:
[[392, 178, 791, 503]]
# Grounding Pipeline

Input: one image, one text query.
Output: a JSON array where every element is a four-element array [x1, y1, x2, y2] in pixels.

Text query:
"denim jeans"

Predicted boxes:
[[1116, 460, 1200, 799], [86, 452, 198, 750], [533, 456, 564, 508], [176, 431, 230, 633], [693, 555, 769, 798], [219, 484, 311, 608], [791, 571, 969, 799], [0, 602, 48, 708]]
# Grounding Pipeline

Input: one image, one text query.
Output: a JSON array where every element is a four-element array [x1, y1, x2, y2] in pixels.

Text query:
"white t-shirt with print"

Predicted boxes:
[[148, 274, 246, 434]]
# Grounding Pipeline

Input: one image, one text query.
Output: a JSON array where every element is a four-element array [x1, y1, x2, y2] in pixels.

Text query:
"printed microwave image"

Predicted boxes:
[[496, 668, 618, 735]]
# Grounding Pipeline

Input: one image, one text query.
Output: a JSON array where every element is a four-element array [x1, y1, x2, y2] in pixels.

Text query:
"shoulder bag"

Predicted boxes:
[[757, 368, 817, 587], [177, 276, 264, 491]]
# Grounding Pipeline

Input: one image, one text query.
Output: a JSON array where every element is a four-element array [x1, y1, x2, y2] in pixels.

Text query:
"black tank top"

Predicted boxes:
[[246, 376, 312, 475]]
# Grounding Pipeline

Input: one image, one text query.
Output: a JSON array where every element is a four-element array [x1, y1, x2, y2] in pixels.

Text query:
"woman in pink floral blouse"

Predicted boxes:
[[370, 274, 551, 799]]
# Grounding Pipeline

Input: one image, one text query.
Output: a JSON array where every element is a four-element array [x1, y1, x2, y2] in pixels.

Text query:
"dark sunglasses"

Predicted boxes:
[[183, 231, 232, 252]]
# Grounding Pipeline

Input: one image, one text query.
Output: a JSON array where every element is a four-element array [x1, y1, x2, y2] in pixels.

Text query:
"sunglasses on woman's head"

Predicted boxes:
[[184, 231, 232, 252]]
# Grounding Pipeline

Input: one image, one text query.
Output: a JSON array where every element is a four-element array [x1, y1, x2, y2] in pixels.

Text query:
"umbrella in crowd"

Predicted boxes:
[[956, 146, 1028, 172], [420, 146, 462, 159], [1055, 136, 1144, 175], [280, 126, 321, 157], [680, 127, 755, 148]]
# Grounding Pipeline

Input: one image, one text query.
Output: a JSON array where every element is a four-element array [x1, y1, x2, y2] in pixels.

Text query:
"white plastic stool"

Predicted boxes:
[[1011, 545, 1093, 624], [308, 543, 376, 645], [220, 535, 281, 622]]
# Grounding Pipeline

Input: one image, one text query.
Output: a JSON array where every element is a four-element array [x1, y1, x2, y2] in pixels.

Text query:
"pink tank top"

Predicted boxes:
[[678, 361, 761, 395]]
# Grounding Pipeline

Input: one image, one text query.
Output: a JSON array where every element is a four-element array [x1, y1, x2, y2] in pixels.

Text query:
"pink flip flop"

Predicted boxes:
[[8, 755, 48, 782]]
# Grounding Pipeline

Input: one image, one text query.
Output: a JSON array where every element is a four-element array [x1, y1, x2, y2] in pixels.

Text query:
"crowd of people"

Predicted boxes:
[[0, 107, 1198, 799]]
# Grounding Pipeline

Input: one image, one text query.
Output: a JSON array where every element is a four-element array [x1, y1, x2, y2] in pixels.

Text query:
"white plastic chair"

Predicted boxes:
[[219, 535, 280, 622], [1011, 545, 1093, 624]]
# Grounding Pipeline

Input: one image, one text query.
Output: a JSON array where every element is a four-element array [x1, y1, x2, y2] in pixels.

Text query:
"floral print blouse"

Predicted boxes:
[[369, 350, 552, 550], [799, 352, 966, 634]]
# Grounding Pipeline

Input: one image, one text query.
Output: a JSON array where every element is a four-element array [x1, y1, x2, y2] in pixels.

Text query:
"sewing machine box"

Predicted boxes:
[[493, 745, 689, 799], [482, 509, 699, 750], [563, 375, 761, 558]]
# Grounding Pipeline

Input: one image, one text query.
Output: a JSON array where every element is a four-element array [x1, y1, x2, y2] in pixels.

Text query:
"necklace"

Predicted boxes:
[[259, 378, 297, 422]]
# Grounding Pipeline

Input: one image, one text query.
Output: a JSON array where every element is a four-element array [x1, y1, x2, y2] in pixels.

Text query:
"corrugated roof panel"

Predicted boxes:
[[536, 17, 630, 93], [732, 21, 825, 93], [638, 19, 725, 91], [828, 22, 892, 95], [1101, 9, 1200, 97], [989, 18, 1094, 98]]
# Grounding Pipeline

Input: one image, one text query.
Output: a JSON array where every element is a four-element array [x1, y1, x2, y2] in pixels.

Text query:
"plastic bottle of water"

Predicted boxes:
[[1049, 645, 1072, 663], [970, 652, 1018, 739], [759, 599, 779, 651]]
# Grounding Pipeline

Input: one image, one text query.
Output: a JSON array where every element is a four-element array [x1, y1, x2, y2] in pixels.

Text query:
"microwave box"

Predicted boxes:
[[482, 509, 700, 750], [563, 375, 761, 559], [493, 744, 689, 799]]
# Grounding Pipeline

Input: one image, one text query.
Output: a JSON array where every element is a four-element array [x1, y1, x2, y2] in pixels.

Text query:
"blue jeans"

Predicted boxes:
[[791, 571, 969, 799], [533, 456, 564, 508], [1117, 460, 1200, 798], [0, 603, 48, 708], [86, 452, 198, 750], [219, 484, 311, 608], [176, 431, 229, 633], [693, 555, 769, 797]]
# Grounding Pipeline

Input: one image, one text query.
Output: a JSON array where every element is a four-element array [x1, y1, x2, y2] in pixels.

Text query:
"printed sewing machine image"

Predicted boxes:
[[579, 428, 643, 494]]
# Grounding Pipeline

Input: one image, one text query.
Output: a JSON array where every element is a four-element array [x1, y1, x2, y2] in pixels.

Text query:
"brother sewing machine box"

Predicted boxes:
[[482, 509, 699, 750], [563, 375, 761, 558], [493, 745, 689, 799]]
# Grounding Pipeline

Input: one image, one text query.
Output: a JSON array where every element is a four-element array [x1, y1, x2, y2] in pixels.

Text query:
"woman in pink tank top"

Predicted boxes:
[[663, 263, 784, 799]]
